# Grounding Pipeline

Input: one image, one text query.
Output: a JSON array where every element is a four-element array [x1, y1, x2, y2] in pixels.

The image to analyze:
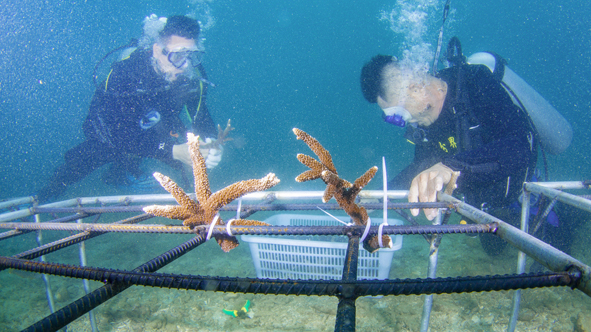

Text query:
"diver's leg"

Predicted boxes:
[[37, 140, 116, 202]]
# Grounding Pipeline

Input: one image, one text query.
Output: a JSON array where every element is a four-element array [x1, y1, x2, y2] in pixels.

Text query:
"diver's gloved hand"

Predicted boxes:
[[205, 144, 223, 169], [198, 137, 224, 169]]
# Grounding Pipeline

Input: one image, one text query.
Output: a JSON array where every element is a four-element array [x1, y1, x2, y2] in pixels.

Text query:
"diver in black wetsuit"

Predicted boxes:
[[360, 54, 539, 255], [38, 16, 222, 202]]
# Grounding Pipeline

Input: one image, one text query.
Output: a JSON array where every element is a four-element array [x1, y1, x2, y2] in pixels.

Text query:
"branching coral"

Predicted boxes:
[[143, 132, 279, 252], [293, 128, 392, 253]]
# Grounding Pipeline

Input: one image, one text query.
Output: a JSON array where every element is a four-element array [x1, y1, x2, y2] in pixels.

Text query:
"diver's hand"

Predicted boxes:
[[205, 145, 223, 169], [408, 162, 455, 220], [172, 143, 192, 166], [172, 138, 223, 168]]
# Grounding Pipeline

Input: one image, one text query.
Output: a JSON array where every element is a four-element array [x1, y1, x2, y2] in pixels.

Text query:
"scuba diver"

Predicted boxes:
[[37, 15, 223, 202], [360, 38, 544, 256]]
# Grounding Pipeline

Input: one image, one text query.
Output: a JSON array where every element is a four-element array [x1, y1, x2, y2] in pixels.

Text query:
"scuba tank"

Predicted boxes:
[[467, 52, 572, 155]]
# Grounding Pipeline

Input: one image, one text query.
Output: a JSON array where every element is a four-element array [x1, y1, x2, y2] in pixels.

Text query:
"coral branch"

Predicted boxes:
[[153, 172, 201, 215], [208, 173, 280, 211], [293, 128, 392, 253], [143, 133, 280, 252], [187, 133, 211, 205], [293, 128, 337, 173]]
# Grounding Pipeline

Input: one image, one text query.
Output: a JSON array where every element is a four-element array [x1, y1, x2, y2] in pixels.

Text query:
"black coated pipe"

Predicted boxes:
[[1, 256, 579, 298], [13, 214, 154, 262], [335, 235, 360, 332], [2, 222, 496, 237]]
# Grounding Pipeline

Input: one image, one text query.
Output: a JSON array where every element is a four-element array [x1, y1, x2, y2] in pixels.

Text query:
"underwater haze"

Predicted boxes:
[[1, 0, 590, 198], [1, 0, 591, 330]]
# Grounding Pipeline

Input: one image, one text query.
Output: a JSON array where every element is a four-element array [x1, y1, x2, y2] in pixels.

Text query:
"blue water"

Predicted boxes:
[[1, 0, 590, 199]]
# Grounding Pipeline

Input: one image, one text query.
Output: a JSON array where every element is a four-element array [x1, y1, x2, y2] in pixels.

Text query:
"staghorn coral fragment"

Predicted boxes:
[[293, 128, 391, 253], [231, 219, 271, 226], [444, 171, 461, 195], [293, 128, 336, 173], [295, 170, 323, 183], [143, 205, 192, 221], [322, 183, 337, 203], [208, 173, 280, 212], [363, 234, 393, 253], [200, 119, 235, 151], [187, 133, 211, 205], [297, 154, 324, 171], [153, 172, 202, 215], [143, 133, 280, 252], [353, 167, 378, 191]]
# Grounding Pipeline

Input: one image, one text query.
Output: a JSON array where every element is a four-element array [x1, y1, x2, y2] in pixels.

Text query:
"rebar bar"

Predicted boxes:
[[21, 235, 207, 332], [0, 256, 579, 298], [0, 222, 495, 237], [335, 235, 360, 332]]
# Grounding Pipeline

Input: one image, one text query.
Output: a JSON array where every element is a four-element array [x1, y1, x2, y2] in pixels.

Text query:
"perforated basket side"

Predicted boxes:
[[242, 214, 404, 280]]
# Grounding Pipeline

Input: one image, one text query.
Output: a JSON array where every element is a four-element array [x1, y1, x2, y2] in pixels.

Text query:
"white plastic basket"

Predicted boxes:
[[241, 213, 403, 280]]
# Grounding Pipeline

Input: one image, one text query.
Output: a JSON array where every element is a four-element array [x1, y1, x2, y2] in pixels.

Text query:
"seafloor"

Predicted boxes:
[[1, 209, 590, 332]]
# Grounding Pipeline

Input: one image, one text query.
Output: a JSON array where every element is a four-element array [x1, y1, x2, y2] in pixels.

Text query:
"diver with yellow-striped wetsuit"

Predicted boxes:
[[38, 15, 222, 202], [360, 38, 578, 262]]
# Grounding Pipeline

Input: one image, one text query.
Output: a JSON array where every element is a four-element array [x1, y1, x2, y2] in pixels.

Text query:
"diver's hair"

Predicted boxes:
[[360, 55, 397, 104], [159, 15, 200, 43]]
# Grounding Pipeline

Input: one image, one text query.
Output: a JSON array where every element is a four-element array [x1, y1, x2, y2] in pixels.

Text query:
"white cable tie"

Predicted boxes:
[[226, 218, 236, 237], [382, 156, 389, 225], [236, 197, 243, 220], [316, 207, 352, 226], [379, 156, 389, 248], [206, 213, 220, 240], [360, 217, 372, 244]]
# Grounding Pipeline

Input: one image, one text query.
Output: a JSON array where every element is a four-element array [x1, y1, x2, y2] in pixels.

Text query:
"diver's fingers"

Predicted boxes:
[[408, 177, 420, 217], [422, 172, 437, 220], [434, 174, 444, 192], [417, 172, 429, 202]]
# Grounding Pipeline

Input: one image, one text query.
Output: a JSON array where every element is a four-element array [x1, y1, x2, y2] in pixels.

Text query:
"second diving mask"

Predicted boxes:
[[162, 48, 203, 69], [382, 106, 413, 127]]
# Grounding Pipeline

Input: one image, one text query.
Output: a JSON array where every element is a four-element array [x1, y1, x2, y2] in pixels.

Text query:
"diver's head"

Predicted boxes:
[[152, 16, 203, 82], [360, 54, 448, 127]]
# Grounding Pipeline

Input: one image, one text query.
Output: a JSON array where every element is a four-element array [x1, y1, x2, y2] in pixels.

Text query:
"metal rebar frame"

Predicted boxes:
[[1, 185, 590, 332]]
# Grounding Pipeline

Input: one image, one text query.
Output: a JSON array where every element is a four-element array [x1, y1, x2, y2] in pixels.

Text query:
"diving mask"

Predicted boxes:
[[382, 106, 413, 127], [162, 47, 204, 69]]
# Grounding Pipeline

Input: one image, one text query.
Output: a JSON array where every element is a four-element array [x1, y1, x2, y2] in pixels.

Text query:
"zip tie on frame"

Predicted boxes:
[[317, 207, 352, 226], [226, 218, 236, 237], [360, 217, 372, 244], [235, 197, 242, 220], [379, 156, 390, 248], [206, 213, 220, 240]]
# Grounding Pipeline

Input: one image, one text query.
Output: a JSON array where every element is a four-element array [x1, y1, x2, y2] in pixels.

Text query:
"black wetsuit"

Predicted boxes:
[[389, 64, 537, 211], [38, 49, 216, 201]]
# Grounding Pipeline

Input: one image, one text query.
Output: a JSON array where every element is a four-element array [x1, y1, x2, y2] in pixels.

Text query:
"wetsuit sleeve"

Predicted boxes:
[[441, 66, 536, 189], [188, 91, 217, 139]]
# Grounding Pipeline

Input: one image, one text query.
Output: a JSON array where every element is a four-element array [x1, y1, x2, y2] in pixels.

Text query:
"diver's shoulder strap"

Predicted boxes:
[[449, 64, 483, 153]]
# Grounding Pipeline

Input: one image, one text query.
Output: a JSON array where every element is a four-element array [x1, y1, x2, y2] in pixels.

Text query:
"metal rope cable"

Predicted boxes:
[[20, 235, 207, 332], [0, 256, 579, 298]]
